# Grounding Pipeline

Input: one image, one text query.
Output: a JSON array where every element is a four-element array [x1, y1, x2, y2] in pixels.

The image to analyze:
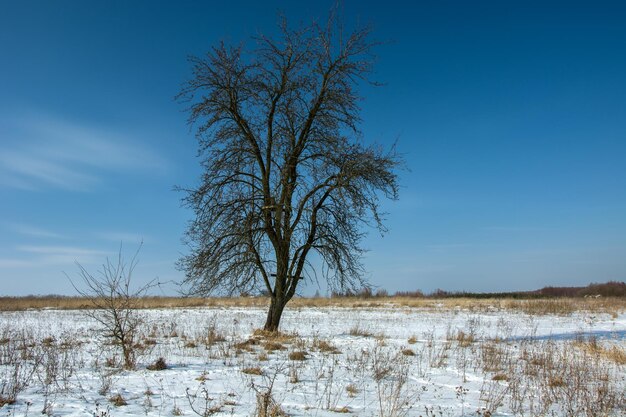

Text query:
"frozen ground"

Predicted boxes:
[[1, 304, 625, 417]]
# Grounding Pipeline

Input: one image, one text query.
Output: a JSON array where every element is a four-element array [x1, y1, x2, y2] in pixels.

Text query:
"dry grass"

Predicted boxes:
[[345, 383, 359, 397], [263, 341, 286, 352], [109, 393, 128, 406], [330, 406, 351, 413], [146, 357, 168, 371], [252, 329, 297, 342], [455, 330, 475, 347], [1, 295, 624, 316], [242, 366, 263, 375], [573, 339, 626, 365], [0, 396, 16, 407], [349, 325, 373, 337], [288, 350, 307, 361], [548, 376, 566, 387], [313, 339, 341, 354]]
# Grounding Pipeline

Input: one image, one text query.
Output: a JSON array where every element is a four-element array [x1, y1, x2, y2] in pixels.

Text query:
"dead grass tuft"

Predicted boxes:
[[288, 350, 307, 361], [242, 366, 263, 375], [252, 329, 297, 343], [235, 338, 259, 351], [345, 383, 359, 397], [455, 330, 475, 347], [331, 406, 351, 413], [109, 393, 128, 406], [0, 396, 16, 407], [548, 376, 566, 387], [349, 325, 373, 337], [573, 339, 626, 365], [147, 357, 168, 371], [263, 341, 286, 352], [313, 339, 341, 354]]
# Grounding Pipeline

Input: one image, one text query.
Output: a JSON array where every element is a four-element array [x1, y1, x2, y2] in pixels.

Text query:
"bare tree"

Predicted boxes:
[[70, 246, 153, 369], [177, 13, 401, 331]]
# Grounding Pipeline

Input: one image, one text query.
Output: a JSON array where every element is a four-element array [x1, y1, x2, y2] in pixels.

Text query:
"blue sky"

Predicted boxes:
[[1, 1, 625, 296]]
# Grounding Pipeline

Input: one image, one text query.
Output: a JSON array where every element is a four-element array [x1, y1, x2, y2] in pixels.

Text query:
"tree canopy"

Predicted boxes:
[[178, 15, 401, 330]]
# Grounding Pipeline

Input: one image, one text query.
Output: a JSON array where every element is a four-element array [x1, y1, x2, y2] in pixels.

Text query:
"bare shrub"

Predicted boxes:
[[288, 351, 307, 361], [250, 368, 286, 417], [109, 393, 128, 406], [370, 346, 415, 417], [70, 245, 156, 370], [147, 357, 168, 371], [349, 325, 373, 337], [400, 348, 415, 356], [0, 330, 40, 406], [345, 383, 359, 397], [313, 338, 341, 354], [186, 382, 224, 417]]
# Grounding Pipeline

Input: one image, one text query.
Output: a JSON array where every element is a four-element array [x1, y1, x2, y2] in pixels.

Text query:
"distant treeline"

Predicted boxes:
[[331, 281, 626, 299]]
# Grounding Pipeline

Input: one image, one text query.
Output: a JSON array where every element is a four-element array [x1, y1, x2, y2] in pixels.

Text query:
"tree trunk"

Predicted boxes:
[[264, 295, 286, 331]]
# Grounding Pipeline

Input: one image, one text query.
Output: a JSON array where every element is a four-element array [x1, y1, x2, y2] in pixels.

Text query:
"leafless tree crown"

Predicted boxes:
[[177, 16, 400, 326]]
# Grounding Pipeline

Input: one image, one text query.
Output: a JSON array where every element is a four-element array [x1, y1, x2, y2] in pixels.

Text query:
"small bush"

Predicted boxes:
[[288, 351, 307, 361], [314, 339, 341, 354], [242, 366, 263, 375], [147, 357, 168, 371], [331, 406, 350, 413], [548, 376, 565, 387], [255, 392, 286, 417], [345, 384, 359, 397], [110, 393, 128, 406], [349, 325, 373, 337], [263, 341, 286, 352], [456, 331, 475, 347], [492, 373, 509, 381], [0, 396, 16, 407], [206, 327, 226, 346]]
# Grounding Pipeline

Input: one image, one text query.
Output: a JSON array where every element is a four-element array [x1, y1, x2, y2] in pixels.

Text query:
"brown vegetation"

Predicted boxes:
[[242, 366, 263, 376], [109, 393, 128, 406], [1, 286, 625, 317], [288, 351, 307, 361]]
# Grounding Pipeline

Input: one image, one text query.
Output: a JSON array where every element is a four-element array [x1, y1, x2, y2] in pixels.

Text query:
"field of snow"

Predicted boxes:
[[1, 304, 625, 417]]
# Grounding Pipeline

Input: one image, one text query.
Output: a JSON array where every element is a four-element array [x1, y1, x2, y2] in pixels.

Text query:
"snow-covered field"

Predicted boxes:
[[1, 305, 625, 417]]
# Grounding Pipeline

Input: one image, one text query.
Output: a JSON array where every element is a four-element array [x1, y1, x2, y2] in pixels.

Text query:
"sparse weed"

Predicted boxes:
[[242, 366, 263, 375]]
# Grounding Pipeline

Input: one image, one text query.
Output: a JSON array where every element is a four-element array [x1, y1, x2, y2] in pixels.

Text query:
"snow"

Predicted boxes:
[[1, 305, 624, 417]]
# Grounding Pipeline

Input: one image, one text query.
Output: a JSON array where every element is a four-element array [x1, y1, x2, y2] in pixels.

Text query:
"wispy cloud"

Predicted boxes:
[[6, 223, 66, 239], [0, 259, 31, 268], [0, 114, 167, 191], [484, 226, 548, 232], [17, 245, 110, 265], [0, 245, 111, 272], [425, 243, 475, 250], [95, 231, 152, 244]]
